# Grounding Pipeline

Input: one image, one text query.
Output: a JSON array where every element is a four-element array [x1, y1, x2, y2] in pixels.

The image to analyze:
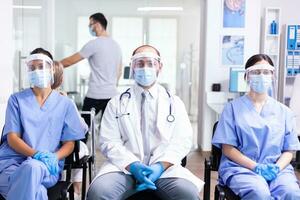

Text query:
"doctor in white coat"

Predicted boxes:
[[87, 45, 204, 200]]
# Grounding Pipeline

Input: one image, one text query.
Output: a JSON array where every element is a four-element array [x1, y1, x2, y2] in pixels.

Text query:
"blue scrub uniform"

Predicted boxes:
[[212, 95, 300, 200], [0, 89, 87, 200]]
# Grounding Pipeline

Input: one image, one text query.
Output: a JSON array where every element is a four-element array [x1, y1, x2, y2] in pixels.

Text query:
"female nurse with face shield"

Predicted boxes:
[[212, 54, 300, 199], [0, 48, 87, 200]]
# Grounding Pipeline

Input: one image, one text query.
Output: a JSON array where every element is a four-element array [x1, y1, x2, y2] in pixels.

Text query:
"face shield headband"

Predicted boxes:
[[246, 63, 274, 74], [26, 53, 53, 71], [130, 52, 160, 68]]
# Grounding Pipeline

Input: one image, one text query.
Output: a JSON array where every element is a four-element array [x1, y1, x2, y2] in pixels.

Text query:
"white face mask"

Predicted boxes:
[[28, 69, 52, 88], [133, 67, 157, 86]]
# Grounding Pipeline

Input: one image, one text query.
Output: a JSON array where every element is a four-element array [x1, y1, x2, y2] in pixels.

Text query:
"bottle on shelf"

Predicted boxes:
[[270, 20, 277, 35]]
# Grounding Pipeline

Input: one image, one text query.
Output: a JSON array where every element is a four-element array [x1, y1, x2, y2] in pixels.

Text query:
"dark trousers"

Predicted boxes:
[[81, 97, 110, 142]]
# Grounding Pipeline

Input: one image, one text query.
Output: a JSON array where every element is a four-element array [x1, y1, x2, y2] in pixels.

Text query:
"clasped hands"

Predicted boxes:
[[129, 161, 165, 191], [33, 151, 59, 175], [253, 163, 280, 182]]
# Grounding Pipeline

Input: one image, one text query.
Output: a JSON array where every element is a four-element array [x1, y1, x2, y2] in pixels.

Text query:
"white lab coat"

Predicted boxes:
[[95, 84, 204, 192]]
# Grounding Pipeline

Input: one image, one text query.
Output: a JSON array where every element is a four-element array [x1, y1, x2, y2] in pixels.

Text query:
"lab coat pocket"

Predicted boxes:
[[117, 116, 131, 142], [157, 121, 175, 141]]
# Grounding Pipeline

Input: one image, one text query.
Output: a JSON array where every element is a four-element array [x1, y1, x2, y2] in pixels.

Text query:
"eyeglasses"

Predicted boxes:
[[248, 69, 273, 75]]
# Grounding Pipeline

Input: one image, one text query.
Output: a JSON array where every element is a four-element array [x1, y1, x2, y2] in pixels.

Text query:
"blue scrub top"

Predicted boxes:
[[212, 95, 300, 185], [0, 89, 87, 173]]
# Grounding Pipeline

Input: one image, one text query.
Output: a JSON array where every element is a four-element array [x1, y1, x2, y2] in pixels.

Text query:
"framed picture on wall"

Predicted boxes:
[[223, 0, 246, 28], [221, 35, 244, 66]]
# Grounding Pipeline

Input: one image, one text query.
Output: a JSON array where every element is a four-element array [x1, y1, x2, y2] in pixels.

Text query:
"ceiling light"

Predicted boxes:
[[13, 5, 42, 9]]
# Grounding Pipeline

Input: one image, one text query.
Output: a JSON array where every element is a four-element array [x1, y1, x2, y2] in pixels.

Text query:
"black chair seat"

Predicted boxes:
[[0, 181, 72, 200], [47, 181, 72, 200], [125, 190, 162, 200]]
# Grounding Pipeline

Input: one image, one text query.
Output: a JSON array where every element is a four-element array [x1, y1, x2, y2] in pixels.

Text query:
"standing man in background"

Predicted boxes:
[[61, 12, 122, 135]]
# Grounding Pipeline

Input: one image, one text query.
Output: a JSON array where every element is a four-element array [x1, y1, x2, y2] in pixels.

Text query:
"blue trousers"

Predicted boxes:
[[228, 169, 300, 200], [0, 159, 59, 200]]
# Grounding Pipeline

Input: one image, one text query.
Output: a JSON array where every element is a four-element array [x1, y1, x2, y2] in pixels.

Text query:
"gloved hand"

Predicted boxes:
[[266, 163, 280, 180], [136, 162, 164, 191], [254, 163, 279, 181], [33, 151, 59, 175], [129, 162, 155, 187], [147, 162, 165, 182]]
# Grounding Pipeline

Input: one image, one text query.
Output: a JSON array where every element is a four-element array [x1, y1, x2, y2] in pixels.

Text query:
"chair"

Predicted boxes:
[[0, 127, 79, 200], [80, 108, 97, 184], [203, 122, 240, 200], [47, 150, 75, 200], [126, 157, 188, 200]]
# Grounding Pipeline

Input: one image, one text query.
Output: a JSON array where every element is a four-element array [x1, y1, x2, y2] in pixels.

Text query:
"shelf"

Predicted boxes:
[[266, 34, 279, 37]]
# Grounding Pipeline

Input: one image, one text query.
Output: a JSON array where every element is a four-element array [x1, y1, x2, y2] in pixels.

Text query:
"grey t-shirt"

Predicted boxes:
[[79, 36, 122, 99]]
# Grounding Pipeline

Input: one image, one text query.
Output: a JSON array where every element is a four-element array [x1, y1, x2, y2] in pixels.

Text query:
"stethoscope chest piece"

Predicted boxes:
[[167, 114, 175, 123]]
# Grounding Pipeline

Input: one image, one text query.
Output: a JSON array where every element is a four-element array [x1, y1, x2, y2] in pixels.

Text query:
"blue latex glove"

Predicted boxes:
[[136, 162, 164, 191], [129, 162, 155, 187], [254, 163, 279, 181], [32, 151, 45, 160], [33, 151, 59, 175], [266, 163, 280, 180]]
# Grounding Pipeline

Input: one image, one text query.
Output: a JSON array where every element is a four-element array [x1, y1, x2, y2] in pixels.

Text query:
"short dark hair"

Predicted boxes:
[[132, 45, 160, 56], [30, 48, 53, 60], [90, 13, 107, 30], [245, 54, 274, 70]]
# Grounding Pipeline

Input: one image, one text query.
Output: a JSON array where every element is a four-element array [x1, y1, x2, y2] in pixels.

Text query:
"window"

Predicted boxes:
[[149, 18, 177, 92], [112, 16, 177, 92]]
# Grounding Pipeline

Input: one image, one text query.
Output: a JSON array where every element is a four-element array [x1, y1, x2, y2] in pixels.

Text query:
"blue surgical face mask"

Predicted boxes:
[[134, 67, 157, 87], [89, 27, 96, 37], [249, 74, 273, 94], [28, 69, 52, 88]]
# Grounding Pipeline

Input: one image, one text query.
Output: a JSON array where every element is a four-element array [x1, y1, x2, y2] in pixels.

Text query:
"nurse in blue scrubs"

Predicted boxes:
[[0, 48, 87, 200], [212, 54, 300, 200]]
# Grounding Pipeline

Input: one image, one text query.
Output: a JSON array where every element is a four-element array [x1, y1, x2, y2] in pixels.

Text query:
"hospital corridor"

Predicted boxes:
[[1, 0, 300, 200]]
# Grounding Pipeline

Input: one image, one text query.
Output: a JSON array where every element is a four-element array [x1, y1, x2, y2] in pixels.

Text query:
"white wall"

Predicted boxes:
[[0, 0, 13, 128], [198, 0, 261, 151]]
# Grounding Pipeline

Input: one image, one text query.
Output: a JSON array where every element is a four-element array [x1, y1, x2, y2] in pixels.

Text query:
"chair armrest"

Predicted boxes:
[[215, 184, 225, 199], [203, 157, 212, 200]]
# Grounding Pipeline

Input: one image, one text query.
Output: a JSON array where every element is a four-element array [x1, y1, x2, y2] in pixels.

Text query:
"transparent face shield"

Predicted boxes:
[[130, 52, 161, 86], [245, 63, 276, 97], [25, 53, 54, 88], [129, 52, 161, 78]]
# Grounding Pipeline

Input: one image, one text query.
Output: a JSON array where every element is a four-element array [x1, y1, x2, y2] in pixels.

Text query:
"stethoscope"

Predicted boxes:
[[116, 88, 175, 123]]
